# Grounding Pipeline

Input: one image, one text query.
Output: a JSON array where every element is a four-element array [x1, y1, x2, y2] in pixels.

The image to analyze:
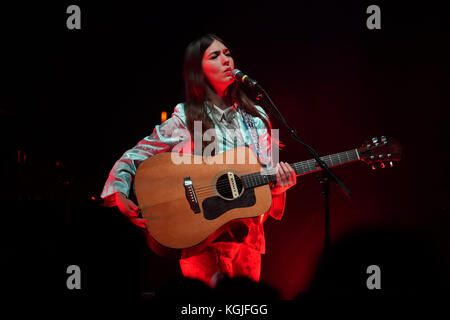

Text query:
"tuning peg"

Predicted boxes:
[[380, 162, 386, 169], [372, 137, 379, 144], [362, 140, 370, 148], [371, 164, 377, 170], [389, 161, 394, 167]]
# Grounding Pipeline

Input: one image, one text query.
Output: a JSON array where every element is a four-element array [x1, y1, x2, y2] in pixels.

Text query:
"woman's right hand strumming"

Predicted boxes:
[[115, 192, 148, 229]]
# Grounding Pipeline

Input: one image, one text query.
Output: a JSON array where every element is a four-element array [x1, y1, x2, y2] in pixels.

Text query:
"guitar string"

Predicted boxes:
[[193, 171, 287, 196], [195, 160, 320, 194], [194, 179, 272, 197], [194, 150, 357, 190], [193, 159, 316, 192], [194, 181, 269, 195], [193, 172, 278, 193], [192, 160, 311, 192], [194, 166, 349, 197], [192, 167, 275, 190], [193, 173, 275, 192], [194, 179, 269, 196], [192, 151, 358, 194]]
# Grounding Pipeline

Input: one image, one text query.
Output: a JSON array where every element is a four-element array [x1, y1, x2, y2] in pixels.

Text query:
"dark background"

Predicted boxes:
[[1, 0, 449, 302]]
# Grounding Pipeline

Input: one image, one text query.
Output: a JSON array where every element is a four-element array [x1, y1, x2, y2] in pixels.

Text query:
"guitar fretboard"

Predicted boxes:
[[242, 149, 360, 189]]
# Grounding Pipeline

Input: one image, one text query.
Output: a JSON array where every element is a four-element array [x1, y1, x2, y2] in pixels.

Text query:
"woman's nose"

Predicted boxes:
[[221, 54, 230, 65]]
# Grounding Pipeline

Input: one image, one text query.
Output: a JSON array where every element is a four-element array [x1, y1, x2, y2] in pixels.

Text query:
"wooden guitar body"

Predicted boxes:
[[134, 147, 272, 250]]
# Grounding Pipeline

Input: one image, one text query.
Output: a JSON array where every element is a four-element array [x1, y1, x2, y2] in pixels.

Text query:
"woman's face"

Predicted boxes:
[[202, 39, 235, 95]]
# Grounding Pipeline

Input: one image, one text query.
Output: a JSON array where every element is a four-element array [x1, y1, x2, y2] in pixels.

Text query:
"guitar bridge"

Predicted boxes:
[[184, 177, 200, 214]]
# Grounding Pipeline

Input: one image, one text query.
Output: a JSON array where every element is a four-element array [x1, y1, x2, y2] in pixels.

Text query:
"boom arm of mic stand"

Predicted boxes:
[[254, 84, 352, 198]]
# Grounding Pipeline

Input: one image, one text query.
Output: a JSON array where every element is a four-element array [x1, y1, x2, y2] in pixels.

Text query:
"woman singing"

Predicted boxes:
[[101, 34, 297, 287]]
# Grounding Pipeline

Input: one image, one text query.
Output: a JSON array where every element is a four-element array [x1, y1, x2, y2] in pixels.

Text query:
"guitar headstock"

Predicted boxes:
[[358, 136, 402, 169]]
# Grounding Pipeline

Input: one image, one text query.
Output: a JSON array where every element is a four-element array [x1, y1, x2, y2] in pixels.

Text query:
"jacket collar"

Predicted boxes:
[[205, 101, 239, 123]]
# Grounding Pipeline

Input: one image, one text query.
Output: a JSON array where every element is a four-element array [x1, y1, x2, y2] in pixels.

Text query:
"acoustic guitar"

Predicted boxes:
[[134, 136, 401, 256]]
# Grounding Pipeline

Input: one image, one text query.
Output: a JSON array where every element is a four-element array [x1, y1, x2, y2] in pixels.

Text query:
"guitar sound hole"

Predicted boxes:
[[216, 173, 243, 200]]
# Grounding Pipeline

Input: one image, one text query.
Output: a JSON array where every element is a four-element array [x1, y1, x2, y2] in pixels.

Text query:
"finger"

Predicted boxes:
[[131, 218, 147, 229], [134, 221, 146, 229], [129, 201, 139, 212], [275, 172, 281, 186], [284, 164, 295, 183], [282, 163, 296, 186], [125, 207, 139, 217], [286, 163, 295, 174], [276, 164, 283, 185], [291, 173, 297, 184], [128, 205, 139, 215], [284, 163, 296, 182], [279, 162, 287, 176], [275, 163, 281, 177], [276, 162, 281, 171], [280, 162, 289, 182], [291, 167, 297, 183]]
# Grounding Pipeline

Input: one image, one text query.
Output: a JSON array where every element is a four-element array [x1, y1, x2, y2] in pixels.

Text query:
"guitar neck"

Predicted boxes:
[[242, 149, 360, 189]]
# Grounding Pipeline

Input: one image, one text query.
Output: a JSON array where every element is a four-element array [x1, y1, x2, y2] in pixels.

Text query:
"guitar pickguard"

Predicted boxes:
[[201, 189, 256, 220]]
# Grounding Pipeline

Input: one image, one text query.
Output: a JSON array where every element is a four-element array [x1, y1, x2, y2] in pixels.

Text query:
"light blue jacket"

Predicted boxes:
[[100, 102, 287, 255], [101, 102, 275, 201]]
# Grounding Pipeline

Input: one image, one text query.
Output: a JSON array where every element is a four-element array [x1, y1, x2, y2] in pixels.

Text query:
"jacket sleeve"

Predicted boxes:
[[254, 105, 287, 221], [100, 103, 188, 205]]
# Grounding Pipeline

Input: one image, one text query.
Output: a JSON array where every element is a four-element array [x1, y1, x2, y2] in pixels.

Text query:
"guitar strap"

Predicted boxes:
[[238, 108, 263, 165]]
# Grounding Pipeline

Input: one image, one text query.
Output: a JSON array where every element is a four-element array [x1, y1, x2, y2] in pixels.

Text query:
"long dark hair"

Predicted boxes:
[[182, 34, 273, 153]]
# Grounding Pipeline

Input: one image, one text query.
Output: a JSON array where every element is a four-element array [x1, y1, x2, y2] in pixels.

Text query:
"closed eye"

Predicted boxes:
[[209, 51, 232, 59]]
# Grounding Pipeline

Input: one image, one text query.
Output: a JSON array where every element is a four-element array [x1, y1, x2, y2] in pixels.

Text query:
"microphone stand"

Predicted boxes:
[[253, 83, 352, 254]]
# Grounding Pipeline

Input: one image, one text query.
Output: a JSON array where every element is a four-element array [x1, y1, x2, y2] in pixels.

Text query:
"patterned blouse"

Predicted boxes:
[[101, 102, 287, 258]]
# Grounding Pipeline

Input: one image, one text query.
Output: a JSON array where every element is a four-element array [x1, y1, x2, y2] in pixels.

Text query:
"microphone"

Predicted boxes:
[[231, 69, 258, 88]]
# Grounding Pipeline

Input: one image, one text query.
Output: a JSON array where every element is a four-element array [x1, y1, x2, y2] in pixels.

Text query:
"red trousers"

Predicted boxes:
[[179, 241, 261, 287], [178, 193, 287, 287]]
